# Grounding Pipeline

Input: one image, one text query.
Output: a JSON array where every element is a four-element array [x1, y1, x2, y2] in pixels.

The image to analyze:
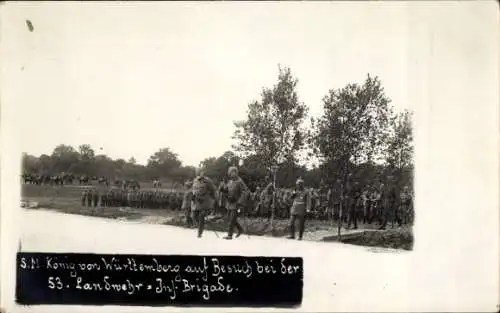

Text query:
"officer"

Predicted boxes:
[[191, 168, 217, 238], [288, 178, 311, 240], [221, 166, 250, 240]]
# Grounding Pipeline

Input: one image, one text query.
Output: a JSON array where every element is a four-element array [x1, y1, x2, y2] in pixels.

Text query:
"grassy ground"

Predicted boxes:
[[21, 184, 413, 250]]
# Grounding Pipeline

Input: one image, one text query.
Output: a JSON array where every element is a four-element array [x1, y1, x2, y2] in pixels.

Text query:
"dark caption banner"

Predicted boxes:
[[16, 252, 303, 307]]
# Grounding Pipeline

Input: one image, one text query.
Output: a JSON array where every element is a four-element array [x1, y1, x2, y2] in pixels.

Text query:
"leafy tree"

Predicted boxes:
[[50, 144, 79, 173], [385, 110, 414, 186], [311, 74, 392, 186], [232, 65, 309, 173], [147, 148, 182, 179], [199, 151, 238, 184], [78, 144, 95, 160], [22, 153, 40, 174]]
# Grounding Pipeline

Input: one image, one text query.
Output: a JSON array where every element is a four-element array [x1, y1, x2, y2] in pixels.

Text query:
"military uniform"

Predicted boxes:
[[222, 168, 250, 239], [192, 172, 216, 238], [379, 181, 402, 229], [346, 183, 360, 230], [182, 181, 194, 227], [87, 189, 93, 207], [288, 179, 311, 240], [81, 190, 87, 206], [259, 183, 275, 219]]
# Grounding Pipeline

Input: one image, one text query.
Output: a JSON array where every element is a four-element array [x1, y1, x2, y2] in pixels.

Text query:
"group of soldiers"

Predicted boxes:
[[80, 166, 414, 240], [81, 188, 184, 210], [181, 166, 327, 241], [251, 180, 414, 228]]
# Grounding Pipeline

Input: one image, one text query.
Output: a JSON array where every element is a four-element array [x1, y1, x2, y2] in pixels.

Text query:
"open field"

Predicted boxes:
[[21, 184, 413, 250]]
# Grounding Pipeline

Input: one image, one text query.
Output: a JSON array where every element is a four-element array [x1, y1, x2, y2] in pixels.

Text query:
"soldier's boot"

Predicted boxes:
[[378, 214, 387, 230], [298, 216, 306, 240], [224, 211, 236, 240], [197, 220, 204, 238], [235, 221, 243, 238]]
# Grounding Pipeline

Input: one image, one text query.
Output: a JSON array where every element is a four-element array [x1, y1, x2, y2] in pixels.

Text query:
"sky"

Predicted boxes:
[[2, 2, 415, 167]]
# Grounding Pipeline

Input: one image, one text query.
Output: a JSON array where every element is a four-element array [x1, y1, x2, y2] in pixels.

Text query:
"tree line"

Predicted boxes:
[[22, 65, 413, 190]]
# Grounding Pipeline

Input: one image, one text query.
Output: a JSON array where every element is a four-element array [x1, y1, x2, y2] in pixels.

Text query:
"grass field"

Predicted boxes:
[[21, 184, 413, 250]]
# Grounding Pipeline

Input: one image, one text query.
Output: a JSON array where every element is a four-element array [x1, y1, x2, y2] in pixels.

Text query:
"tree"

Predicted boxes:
[[51, 144, 79, 173], [232, 65, 309, 173], [199, 152, 235, 184], [128, 157, 136, 164], [78, 144, 95, 160], [22, 153, 40, 174], [385, 110, 414, 186], [310, 74, 393, 185], [147, 148, 182, 179]]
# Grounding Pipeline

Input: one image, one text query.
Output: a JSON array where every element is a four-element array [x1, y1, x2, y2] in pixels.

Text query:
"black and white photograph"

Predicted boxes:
[[1, 1, 498, 312]]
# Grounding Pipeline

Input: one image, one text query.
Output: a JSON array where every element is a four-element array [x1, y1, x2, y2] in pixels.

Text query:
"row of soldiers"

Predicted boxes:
[[81, 188, 184, 210], [81, 178, 414, 230]]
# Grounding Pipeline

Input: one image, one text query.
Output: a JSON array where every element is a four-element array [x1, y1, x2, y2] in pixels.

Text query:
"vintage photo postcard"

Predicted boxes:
[[1, 1, 498, 312]]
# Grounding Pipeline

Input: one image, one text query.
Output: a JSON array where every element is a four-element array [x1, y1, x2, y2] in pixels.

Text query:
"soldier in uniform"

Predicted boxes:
[[191, 168, 217, 238], [346, 181, 360, 230], [182, 180, 194, 227], [220, 166, 250, 240], [217, 178, 228, 214], [92, 188, 99, 207], [87, 188, 93, 207], [81, 189, 87, 206], [400, 185, 413, 224], [259, 182, 275, 219], [379, 176, 402, 229], [288, 178, 312, 240], [361, 186, 370, 224]]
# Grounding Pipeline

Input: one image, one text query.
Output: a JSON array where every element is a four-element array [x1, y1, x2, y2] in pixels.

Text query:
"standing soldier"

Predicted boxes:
[[217, 178, 228, 214], [346, 181, 360, 230], [288, 178, 312, 240], [221, 166, 250, 240], [191, 168, 217, 238], [259, 182, 275, 220], [182, 180, 194, 227], [361, 185, 370, 224], [379, 176, 402, 229], [87, 188, 93, 207], [400, 185, 413, 224], [81, 189, 87, 206], [91, 188, 98, 207]]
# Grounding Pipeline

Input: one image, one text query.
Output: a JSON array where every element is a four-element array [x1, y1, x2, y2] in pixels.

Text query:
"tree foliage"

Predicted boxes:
[[22, 67, 413, 190], [385, 110, 414, 186], [310, 74, 393, 185], [232, 65, 309, 172]]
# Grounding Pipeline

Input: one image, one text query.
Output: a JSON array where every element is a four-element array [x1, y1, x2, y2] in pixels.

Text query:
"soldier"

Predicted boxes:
[[346, 181, 360, 230], [87, 188, 93, 207], [92, 188, 99, 207], [81, 189, 87, 206], [191, 168, 217, 238], [288, 178, 312, 240], [182, 181, 194, 227], [370, 184, 382, 224], [259, 182, 275, 219], [400, 185, 413, 224], [217, 178, 228, 214], [379, 176, 402, 229], [361, 186, 370, 224], [221, 166, 250, 240]]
